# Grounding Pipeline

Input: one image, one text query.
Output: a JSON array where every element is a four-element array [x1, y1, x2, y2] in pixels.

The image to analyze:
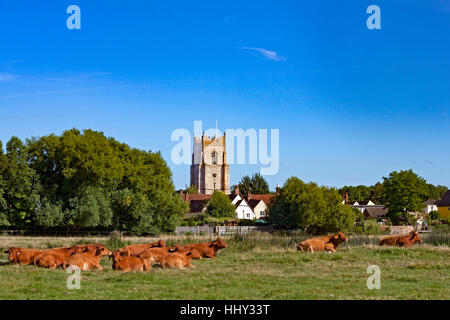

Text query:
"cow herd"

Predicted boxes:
[[3, 231, 422, 272], [296, 230, 423, 253], [4, 237, 228, 272]]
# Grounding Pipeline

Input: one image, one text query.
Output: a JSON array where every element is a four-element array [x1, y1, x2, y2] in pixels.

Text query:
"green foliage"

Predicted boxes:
[[339, 182, 385, 204], [66, 186, 113, 229], [185, 185, 199, 194], [353, 220, 388, 235], [238, 173, 270, 195], [427, 184, 448, 200], [383, 170, 429, 223], [205, 191, 236, 218], [429, 210, 441, 221], [1, 137, 41, 228], [0, 129, 187, 233], [34, 200, 64, 228], [270, 177, 355, 233]]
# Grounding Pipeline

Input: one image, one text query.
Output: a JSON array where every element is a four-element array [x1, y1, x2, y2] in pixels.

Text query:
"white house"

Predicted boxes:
[[234, 199, 255, 220], [423, 200, 438, 214]]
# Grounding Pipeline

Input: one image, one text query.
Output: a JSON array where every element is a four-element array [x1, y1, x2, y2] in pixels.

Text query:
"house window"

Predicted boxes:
[[260, 211, 265, 217], [246, 213, 250, 218], [211, 151, 218, 164]]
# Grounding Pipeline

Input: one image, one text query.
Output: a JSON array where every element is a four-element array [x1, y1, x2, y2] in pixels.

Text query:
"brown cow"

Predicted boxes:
[[62, 247, 111, 271], [161, 249, 201, 269], [118, 239, 166, 257], [34, 246, 81, 269], [138, 247, 172, 264], [111, 250, 151, 272], [75, 244, 109, 255], [379, 231, 422, 247], [297, 232, 347, 253], [5, 247, 44, 265], [182, 237, 228, 259]]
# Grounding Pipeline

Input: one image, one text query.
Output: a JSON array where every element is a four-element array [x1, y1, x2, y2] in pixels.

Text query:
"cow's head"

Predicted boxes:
[[410, 231, 422, 244], [95, 246, 112, 257], [211, 237, 227, 249], [111, 250, 122, 261], [329, 232, 347, 247], [6, 247, 18, 262], [157, 239, 166, 248]]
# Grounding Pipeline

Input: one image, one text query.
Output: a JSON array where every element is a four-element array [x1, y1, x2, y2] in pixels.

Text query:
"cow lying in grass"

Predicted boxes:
[[33, 246, 82, 269], [180, 237, 228, 259], [137, 247, 172, 264], [118, 239, 166, 257], [75, 244, 110, 255], [379, 231, 422, 247], [111, 250, 151, 272], [161, 249, 201, 269], [297, 232, 347, 253], [6, 247, 45, 265], [63, 247, 111, 271]]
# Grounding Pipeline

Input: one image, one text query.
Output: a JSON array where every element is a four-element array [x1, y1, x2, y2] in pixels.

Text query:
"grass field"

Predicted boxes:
[[0, 233, 449, 300]]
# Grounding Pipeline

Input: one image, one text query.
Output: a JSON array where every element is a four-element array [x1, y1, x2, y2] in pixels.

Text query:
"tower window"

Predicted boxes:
[[211, 151, 218, 164]]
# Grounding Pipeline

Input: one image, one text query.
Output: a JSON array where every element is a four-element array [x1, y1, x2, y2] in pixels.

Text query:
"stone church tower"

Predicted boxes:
[[190, 133, 230, 195]]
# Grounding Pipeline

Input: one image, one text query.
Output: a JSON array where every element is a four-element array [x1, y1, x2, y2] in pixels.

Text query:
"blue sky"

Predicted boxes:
[[0, 0, 449, 190]]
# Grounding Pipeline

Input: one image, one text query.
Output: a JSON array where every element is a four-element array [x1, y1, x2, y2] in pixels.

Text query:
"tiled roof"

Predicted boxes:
[[364, 207, 388, 218], [437, 191, 450, 207], [246, 194, 275, 206]]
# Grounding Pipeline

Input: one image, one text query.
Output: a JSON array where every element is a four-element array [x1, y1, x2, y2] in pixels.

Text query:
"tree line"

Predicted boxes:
[[0, 129, 187, 234], [271, 169, 447, 230]]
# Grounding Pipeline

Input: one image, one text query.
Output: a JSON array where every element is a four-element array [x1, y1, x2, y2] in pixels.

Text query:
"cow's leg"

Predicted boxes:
[[93, 263, 103, 270]]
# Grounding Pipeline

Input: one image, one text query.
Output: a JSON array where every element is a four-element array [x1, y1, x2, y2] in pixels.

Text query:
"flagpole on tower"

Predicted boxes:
[[215, 120, 218, 138]]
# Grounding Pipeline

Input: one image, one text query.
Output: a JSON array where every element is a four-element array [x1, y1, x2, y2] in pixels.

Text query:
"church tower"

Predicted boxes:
[[190, 133, 230, 195]]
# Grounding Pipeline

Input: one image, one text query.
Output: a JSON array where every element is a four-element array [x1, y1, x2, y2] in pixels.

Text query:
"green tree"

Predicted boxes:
[[205, 191, 236, 218], [26, 128, 184, 233], [322, 188, 356, 232], [185, 185, 199, 194], [270, 177, 355, 233], [66, 186, 113, 229], [35, 200, 65, 228], [383, 170, 429, 224], [0, 140, 9, 226], [2, 137, 41, 228], [427, 184, 448, 200], [339, 185, 371, 202], [369, 182, 385, 204], [238, 173, 270, 195]]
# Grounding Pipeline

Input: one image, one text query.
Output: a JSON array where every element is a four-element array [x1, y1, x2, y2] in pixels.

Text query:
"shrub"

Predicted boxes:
[[429, 210, 441, 220], [205, 191, 236, 218]]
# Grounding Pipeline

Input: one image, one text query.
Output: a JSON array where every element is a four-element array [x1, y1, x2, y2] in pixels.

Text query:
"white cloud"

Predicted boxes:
[[240, 47, 286, 61]]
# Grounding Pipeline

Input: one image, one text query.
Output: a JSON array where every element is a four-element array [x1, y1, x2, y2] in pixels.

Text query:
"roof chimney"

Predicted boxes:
[[276, 184, 280, 196], [234, 185, 239, 195]]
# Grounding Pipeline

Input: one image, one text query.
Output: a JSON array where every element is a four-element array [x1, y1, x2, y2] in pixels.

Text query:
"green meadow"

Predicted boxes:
[[0, 234, 449, 300]]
